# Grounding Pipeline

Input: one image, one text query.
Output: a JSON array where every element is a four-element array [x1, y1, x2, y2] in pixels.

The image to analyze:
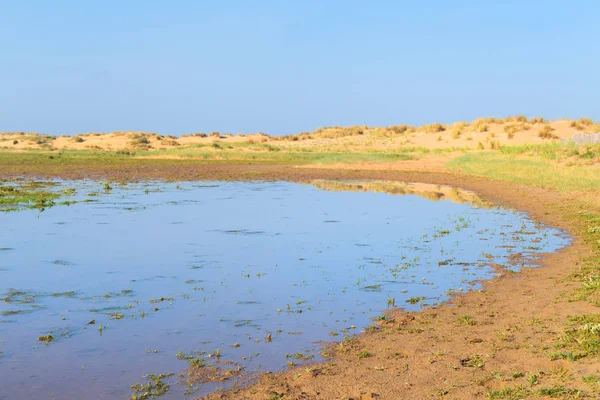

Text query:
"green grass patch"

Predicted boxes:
[[487, 385, 584, 399], [447, 151, 600, 192], [0, 148, 414, 169], [137, 145, 417, 164], [499, 143, 600, 161], [548, 314, 600, 361]]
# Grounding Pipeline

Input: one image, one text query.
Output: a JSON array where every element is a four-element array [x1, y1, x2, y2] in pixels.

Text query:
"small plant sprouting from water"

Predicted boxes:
[[285, 352, 314, 361], [130, 372, 173, 399], [406, 296, 426, 305], [37, 335, 54, 343], [387, 295, 395, 308], [188, 357, 206, 368]]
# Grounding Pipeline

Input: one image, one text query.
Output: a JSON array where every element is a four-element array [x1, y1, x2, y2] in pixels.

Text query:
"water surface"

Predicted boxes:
[[0, 180, 568, 399]]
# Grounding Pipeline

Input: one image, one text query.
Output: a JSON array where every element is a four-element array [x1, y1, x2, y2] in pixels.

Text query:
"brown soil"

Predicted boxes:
[[297, 154, 454, 173], [1, 163, 597, 399]]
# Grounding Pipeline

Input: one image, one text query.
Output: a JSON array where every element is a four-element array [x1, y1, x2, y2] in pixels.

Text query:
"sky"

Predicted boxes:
[[1, 1, 599, 136]]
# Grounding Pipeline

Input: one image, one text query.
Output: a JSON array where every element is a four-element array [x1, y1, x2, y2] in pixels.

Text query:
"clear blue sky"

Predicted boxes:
[[1, 1, 598, 136]]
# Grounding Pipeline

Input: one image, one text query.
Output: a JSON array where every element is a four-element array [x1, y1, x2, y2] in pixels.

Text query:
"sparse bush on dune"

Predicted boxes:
[[504, 125, 517, 139], [504, 121, 531, 139], [387, 124, 409, 134], [577, 118, 593, 126], [453, 121, 469, 130], [503, 123, 521, 139], [34, 135, 55, 147], [307, 125, 367, 139], [450, 121, 469, 139], [290, 124, 424, 139], [570, 118, 599, 132], [0, 132, 56, 148], [73, 136, 85, 143], [502, 115, 525, 124], [418, 123, 445, 133], [369, 127, 396, 137], [514, 115, 528, 123], [529, 116, 547, 124], [471, 118, 489, 132], [129, 134, 152, 149], [538, 125, 558, 139]]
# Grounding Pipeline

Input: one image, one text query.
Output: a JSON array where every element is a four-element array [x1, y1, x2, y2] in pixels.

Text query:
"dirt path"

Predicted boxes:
[[2, 163, 597, 399]]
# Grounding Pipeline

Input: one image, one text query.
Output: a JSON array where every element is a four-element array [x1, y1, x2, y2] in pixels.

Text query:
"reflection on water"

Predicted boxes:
[[0, 180, 568, 399], [311, 180, 490, 208]]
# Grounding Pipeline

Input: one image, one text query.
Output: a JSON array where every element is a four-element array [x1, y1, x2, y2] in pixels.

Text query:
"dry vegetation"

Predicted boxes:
[[1, 117, 598, 157]]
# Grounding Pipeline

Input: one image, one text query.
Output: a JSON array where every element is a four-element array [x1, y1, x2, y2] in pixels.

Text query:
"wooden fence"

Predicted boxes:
[[567, 133, 600, 145]]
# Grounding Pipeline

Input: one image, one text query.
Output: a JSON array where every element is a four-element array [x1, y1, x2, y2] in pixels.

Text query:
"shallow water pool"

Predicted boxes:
[[0, 180, 568, 399]]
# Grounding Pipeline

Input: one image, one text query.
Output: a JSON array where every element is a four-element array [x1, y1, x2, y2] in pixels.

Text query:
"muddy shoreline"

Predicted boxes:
[[2, 163, 596, 399]]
